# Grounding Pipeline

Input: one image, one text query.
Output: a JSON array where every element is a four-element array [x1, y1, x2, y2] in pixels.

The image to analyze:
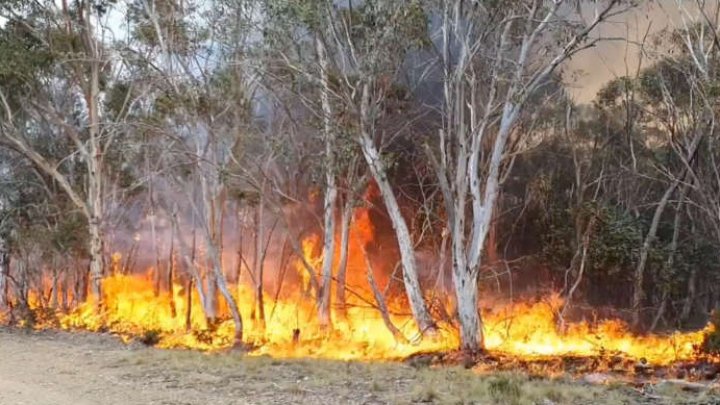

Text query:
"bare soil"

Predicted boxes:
[[0, 327, 716, 404]]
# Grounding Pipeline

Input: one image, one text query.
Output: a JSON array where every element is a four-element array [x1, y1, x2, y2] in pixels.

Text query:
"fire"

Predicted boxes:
[[39, 272, 710, 365], [51, 273, 457, 358], [7, 196, 715, 367], [481, 297, 711, 365]]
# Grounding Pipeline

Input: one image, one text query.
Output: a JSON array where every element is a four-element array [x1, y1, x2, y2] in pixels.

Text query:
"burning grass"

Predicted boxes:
[[12, 272, 717, 374]]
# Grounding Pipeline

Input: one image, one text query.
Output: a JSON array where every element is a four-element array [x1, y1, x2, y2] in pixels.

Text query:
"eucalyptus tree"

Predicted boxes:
[[0, 0, 139, 302], [425, 0, 627, 351], [123, 0, 263, 344], [261, 0, 439, 334]]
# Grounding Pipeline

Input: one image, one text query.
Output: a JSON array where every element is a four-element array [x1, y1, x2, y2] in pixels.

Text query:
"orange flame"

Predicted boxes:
[[16, 198, 715, 365]]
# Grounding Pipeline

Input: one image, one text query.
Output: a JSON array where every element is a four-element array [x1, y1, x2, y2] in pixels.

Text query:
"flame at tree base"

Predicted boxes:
[[20, 273, 713, 366]]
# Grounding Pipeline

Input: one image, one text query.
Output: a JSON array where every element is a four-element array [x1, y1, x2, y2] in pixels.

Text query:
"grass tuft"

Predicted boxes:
[[488, 374, 523, 405]]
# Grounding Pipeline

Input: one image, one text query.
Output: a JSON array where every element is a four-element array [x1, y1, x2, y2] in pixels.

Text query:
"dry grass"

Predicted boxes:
[[110, 349, 661, 404], [3, 328, 718, 404]]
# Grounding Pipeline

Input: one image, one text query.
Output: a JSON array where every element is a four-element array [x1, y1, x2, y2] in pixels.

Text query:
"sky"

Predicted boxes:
[[566, 0, 716, 103]]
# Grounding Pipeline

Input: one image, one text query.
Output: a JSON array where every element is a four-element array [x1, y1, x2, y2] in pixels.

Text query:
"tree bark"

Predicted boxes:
[[213, 259, 244, 345], [85, 0, 105, 304], [358, 82, 435, 335], [316, 34, 337, 330], [88, 219, 104, 301], [253, 198, 267, 330], [335, 196, 353, 321], [453, 266, 482, 352], [0, 238, 9, 311], [168, 224, 177, 318], [363, 247, 408, 344], [204, 268, 218, 323], [630, 183, 677, 328]]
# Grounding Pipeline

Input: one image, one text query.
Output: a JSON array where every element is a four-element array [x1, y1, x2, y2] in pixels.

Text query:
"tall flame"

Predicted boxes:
[[15, 195, 715, 365]]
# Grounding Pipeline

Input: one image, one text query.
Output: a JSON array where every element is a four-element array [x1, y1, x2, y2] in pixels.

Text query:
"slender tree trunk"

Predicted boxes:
[[358, 82, 435, 336], [204, 268, 218, 323], [316, 34, 337, 330], [185, 278, 193, 331], [652, 185, 686, 331], [88, 219, 104, 301], [558, 216, 596, 331], [680, 268, 698, 325], [235, 207, 245, 284], [335, 196, 353, 321], [168, 224, 177, 318], [50, 268, 59, 309], [166, 205, 210, 327], [85, 2, 105, 305], [149, 186, 162, 297], [677, 199, 699, 325], [632, 131, 701, 328], [77, 262, 89, 304], [212, 259, 244, 345], [253, 198, 266, 330], [363, 247, 408, 343], [60, 269, 68, 311], [0, 238, 9, 311], [631, 180, 680, 328], [201, 169, 244, 343], [650, 290, 669, 332], [186, 222, 196, 331]]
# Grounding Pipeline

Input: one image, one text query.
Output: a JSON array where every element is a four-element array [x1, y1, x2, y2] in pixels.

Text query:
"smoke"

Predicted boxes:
[[566, 0, 714, 103]]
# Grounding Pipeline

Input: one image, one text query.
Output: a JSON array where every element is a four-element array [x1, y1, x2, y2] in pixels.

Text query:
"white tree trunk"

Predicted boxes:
[[85, 2, 105, 304], [88, 218, 104, 300], [453, 266, 482, 351], [318, 178, 337, 328], [253, 197, 266, 329], [316, 35, 337, 329], [335, 197, 353, 320], [358, 83, 434, 334], [210, 255, 243, 345]]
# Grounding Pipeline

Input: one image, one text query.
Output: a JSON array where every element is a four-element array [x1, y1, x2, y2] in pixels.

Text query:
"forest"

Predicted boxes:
[[2, 0, 720, 374]]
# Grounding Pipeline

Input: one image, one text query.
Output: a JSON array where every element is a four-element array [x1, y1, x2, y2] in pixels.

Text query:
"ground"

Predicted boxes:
[[0, 328, 716, 404]]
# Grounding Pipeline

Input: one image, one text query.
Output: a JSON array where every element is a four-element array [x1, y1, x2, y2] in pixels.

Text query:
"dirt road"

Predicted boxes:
[[0, 328, 194, 405], [0, 327, 692, 404]]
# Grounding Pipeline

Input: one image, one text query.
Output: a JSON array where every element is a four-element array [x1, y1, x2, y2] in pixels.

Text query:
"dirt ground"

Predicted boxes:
[[0, 327, 716, 405]]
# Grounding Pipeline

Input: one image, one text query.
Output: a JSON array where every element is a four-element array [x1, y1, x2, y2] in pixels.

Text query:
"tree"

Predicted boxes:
[[0, 1, 131, 303], [428, 0, 626, 351]]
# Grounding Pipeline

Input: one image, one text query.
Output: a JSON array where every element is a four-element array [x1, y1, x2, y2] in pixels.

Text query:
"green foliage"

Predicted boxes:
[[539, 202, 643, 280], [0, 19, 54, 105]]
